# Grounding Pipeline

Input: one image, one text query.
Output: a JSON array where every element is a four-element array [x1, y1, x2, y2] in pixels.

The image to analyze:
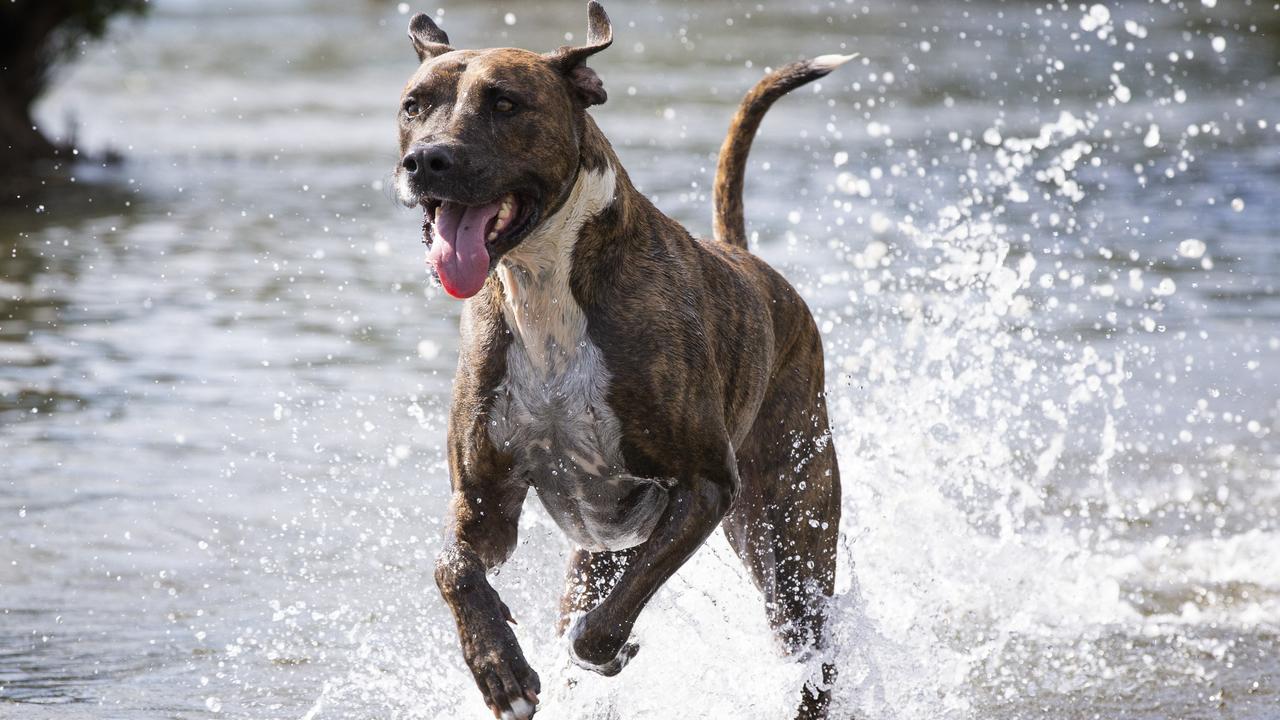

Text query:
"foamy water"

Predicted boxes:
[[3, 1, 1278, 718]]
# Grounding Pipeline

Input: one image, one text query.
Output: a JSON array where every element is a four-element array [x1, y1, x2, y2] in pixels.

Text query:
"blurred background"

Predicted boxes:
[[1, 1, 1278, 718]]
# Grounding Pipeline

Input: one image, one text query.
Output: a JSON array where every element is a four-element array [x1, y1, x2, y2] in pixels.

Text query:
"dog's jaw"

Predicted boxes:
[[395, 170, 416, 207]]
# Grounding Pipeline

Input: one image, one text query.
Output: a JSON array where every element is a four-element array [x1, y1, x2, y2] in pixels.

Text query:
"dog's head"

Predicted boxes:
[[395, 2, 613, 299]]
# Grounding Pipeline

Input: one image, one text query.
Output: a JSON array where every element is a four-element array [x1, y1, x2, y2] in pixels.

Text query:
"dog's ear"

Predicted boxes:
[[408, 13, 453, 62], [546, 1, 613, 107]]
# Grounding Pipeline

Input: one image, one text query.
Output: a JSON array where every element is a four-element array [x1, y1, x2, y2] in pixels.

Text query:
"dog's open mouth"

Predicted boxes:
[[421, 193, 536, 299]]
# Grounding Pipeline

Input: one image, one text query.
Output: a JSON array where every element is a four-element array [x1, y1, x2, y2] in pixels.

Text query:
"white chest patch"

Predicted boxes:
[[487, 165, 670, 551]]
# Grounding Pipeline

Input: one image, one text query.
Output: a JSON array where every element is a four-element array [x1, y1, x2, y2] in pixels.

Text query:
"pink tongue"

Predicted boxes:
[[428, 199, 502, 299]]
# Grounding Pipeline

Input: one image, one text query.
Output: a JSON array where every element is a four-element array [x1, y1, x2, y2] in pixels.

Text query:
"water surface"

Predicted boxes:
[[2, 1, 1278, 718]]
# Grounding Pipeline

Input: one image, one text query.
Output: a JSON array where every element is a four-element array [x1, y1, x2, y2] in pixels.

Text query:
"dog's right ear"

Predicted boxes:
[[408, 13, 453, 62], [546, 1, 613, 107]]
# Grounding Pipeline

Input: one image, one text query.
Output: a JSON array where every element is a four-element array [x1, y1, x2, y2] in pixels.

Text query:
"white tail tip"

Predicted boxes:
[[812, 53, 859, 71]]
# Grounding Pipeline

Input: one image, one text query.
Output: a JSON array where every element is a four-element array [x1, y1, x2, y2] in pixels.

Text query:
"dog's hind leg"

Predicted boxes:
[[723, 337, 842, 719], [556, 547, 637, 635], [727, 421, 841, 718]]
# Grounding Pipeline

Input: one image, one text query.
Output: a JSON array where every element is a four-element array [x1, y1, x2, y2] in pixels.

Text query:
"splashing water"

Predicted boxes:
[[221, 10, 1276, 718], [4, 1, 1278, 719]]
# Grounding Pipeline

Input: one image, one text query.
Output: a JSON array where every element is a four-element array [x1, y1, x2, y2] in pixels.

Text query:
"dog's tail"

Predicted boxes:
[[713, 54, 857, 249]]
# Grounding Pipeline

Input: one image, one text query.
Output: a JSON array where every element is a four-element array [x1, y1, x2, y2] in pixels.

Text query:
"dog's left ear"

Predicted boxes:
[[546, 1, 613, 107], [408, 13, 453, 61]]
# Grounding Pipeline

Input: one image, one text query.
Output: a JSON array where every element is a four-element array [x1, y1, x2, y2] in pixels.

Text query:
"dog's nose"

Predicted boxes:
[[402, 144, 456, 179]]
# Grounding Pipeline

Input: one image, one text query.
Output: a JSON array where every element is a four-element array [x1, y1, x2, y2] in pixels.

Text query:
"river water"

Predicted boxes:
[[2, 1, 1278, 718]]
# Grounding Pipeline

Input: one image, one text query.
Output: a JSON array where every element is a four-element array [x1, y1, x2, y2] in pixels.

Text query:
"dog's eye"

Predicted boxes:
[[403, 99, 422, 118], [494, 97, 516, 113]]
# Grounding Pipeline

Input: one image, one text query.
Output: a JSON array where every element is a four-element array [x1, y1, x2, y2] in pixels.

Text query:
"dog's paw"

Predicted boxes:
[[461, 629, 540, 719], [566, 611, 639, 677], [500, 697, 537, 720]]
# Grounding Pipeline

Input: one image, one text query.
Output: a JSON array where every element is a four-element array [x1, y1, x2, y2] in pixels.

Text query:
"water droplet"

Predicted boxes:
[[1177, 239, 1206, 259], [1143, 124, 1160, 148]]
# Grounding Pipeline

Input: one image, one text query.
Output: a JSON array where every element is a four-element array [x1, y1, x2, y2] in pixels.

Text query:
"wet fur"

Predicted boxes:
[[490, 164, 675, 553], [407, 5, 845, 719]]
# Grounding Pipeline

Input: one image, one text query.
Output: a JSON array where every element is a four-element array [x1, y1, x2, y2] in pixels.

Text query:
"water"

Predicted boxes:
[[2, 0, 1278, 718]]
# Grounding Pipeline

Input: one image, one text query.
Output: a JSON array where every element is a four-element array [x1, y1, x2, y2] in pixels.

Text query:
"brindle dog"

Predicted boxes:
[[395, 4, 850, 718]]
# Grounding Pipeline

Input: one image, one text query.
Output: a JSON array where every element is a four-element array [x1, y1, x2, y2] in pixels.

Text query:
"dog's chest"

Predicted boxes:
[[488, 260, 669, 552], [488, 312, 620, 481]]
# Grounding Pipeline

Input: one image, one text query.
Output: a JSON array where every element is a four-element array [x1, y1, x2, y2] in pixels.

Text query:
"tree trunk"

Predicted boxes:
[[0, 84, 61, 173], [0, 1, 78, 176]]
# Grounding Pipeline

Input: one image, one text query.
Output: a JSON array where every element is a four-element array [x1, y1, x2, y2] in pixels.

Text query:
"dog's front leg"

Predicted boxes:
[[567, 460, 737, 675], [435, 485, 540, 719]]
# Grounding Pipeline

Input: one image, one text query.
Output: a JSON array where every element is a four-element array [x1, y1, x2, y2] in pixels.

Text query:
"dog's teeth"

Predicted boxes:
[[487, 195, 517, 239]]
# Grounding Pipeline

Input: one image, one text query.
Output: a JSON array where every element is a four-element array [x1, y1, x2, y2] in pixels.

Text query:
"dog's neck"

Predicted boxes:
[[494, 149, 619, 374]]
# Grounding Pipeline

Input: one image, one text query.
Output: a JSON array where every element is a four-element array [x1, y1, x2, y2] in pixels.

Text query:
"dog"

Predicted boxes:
[[395, 4, 850, 718]]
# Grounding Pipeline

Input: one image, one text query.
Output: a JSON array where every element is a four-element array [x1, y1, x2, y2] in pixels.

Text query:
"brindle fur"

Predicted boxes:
[[398, 4, 845, 719], [714, 61, 851, 248]]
